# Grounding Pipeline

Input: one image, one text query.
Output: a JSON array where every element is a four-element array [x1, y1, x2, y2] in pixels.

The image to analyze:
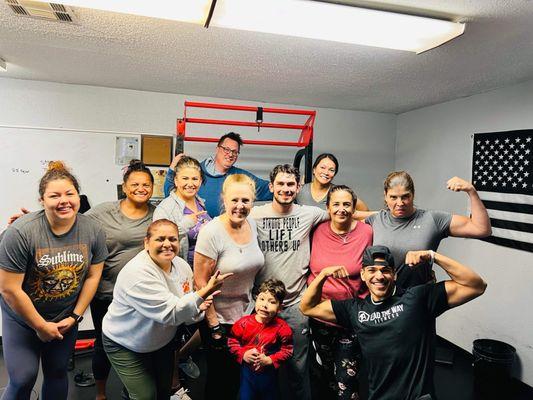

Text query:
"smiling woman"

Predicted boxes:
[[101, 219, 231, 399], [84, 159, 156, 400], [194, 174, 265, 400], [0, 161, 108, 400]]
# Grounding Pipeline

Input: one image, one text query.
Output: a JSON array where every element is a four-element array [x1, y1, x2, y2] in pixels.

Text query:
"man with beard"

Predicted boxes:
[[250, 164, 329, 400], [300, 245, 487, 400]]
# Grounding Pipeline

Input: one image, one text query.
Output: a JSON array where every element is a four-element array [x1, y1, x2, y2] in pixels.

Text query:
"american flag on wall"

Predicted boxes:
[[472, 130, 533, 253]]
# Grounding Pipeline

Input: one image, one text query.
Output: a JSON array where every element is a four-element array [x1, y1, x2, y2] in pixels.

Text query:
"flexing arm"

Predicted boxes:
[[300, 266, 348, 323], [0, 269, 63, 341], [405, 251, 486, 307], [446, 177, 492, 238], [57, 262, 104, 334]]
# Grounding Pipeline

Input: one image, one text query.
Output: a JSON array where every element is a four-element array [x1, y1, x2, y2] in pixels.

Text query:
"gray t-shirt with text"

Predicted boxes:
[[250, 204, 329, 306], [0, 211, 108, 322]]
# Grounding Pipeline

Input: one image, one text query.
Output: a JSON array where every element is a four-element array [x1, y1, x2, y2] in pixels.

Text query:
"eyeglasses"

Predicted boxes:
[[218, 145, 240, 157]]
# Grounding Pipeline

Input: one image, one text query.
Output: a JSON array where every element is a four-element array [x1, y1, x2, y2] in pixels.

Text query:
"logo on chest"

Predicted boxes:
[[358, 304, 405, 324]]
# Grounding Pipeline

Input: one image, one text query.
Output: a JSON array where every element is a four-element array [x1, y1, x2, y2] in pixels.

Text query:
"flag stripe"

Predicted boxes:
[[481, 200, 533, 215], [488, 209, 533, 224], [490, 218, 533, 234], [481, 236, 533, 253], [491, 227, 533, 243], [478, 191, 533, 205]]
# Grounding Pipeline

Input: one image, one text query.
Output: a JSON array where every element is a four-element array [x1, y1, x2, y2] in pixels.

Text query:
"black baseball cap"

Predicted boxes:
[[362, 245, 395, 269]]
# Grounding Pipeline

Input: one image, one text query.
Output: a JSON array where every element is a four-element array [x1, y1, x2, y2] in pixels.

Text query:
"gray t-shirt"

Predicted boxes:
[[296, 183, 328, 209], [195, 217, 264, 324], [250, 204, 329, 306], [0, 211, 108, 322], [365, 209, 452, 288], [86, 201, 155, 300]]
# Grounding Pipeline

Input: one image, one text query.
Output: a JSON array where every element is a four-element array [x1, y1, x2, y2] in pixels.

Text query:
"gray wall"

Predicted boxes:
[[397, 79, 533, 385]]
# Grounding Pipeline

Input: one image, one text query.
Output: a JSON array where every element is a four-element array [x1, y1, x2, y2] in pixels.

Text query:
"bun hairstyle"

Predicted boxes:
[[383, 171, 415, 195], [123, 159, 154, 184], [222, 174, 256, 201], [39, 161, 80, 198], [175, 156, 204, 183]]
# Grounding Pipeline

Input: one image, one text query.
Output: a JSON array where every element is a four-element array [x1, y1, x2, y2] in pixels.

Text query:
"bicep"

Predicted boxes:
[[305, 300, 337, 324], [449, 214, 477, 238], [193, 253, 216, 287], [443, 280, 480, 308], [0, 268, 25, 292]]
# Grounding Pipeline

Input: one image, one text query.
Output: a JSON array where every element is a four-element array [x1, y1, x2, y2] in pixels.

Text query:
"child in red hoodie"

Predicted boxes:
[[228, 279, 293, 400]]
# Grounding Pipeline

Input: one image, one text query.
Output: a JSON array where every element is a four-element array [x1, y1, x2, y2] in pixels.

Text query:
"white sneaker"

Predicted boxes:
[[170, 387, 192, 400], [178, 357, 200, 379]]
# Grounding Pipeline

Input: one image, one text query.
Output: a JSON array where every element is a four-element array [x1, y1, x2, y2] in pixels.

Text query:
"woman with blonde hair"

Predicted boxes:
[[194, 174, 265, 400], [0, 161, 107, 400]]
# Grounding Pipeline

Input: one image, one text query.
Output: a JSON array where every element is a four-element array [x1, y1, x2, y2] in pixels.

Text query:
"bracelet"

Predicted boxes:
[[428, 250, 435, 265]]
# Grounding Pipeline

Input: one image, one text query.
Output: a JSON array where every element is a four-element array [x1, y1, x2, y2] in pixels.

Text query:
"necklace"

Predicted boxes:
[[333, 230, 350, 244]]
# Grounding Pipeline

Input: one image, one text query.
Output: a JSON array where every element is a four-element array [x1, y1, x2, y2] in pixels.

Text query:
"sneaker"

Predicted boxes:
[[170, 387, 192, 400], [178, 357, 200, 379]]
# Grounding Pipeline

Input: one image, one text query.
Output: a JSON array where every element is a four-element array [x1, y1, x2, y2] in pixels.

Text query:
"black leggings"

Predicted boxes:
[[1, 308, 78, 400], [310, 318, 361, 400], [199, 321, 240, 400], [90, 297, 112, 380]]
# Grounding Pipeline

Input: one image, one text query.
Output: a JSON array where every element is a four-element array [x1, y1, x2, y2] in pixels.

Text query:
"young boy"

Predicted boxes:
[[228, 279, 293, 400]]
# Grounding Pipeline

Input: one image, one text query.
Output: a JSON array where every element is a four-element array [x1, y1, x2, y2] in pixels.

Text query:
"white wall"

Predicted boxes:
[[0, 77, 396, 332], [396, 79, 533, 384], [0, 77, 395, 208]]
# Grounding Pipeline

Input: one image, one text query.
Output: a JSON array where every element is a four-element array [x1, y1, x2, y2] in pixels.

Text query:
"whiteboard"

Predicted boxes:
[[0, 127, 141, 229]]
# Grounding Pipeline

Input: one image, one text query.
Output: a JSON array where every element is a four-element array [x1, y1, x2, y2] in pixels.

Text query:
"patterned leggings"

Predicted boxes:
[[310, 318, 360, 400]]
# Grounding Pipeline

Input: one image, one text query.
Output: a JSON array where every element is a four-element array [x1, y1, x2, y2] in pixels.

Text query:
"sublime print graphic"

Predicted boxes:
[[259, 217, 302, 252], [28, 245, 88, 303]]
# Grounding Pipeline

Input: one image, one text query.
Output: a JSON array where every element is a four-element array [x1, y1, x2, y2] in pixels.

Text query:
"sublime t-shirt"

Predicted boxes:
[[366, 209, 452, 288], [0, 211, 108, 322], [250, 204, 328, 306], [332, 282, 450, 400]]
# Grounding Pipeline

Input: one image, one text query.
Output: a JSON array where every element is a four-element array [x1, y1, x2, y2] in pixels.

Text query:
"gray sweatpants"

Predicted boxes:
[[279, 301, 311, 400]]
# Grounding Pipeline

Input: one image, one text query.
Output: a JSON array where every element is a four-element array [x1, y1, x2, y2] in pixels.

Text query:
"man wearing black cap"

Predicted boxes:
[[300, 245, 486, 400]]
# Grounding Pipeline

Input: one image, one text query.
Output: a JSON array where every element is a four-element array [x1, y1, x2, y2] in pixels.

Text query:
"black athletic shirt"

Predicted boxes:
[[332, 282, 450, 400]]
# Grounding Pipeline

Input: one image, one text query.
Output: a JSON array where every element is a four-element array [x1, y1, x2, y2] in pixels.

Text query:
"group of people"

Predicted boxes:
[[0, 131, 491, 400]]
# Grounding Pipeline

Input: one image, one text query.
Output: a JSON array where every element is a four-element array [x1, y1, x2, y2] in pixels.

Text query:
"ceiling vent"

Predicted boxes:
[[5, 0, 77, 23]]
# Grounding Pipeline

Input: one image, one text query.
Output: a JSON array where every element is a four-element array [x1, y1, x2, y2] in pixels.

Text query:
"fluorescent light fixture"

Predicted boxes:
[[0, 57, 6, 71], [33, 0, 465, 53], [31, 0, 212, 24], [211, 0, 465, 53]]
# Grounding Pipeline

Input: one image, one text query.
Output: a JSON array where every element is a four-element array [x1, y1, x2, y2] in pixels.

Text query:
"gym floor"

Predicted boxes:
[[0, 337, 531, 399]]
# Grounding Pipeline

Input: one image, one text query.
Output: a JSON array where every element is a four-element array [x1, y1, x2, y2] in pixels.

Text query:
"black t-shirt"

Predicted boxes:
[[332, 282, 450, 400]]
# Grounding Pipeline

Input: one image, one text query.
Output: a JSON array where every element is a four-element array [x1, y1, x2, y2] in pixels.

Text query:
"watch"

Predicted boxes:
[[70, 312, 84, 324]]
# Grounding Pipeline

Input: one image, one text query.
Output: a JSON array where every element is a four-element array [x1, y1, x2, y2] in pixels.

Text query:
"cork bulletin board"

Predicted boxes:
[[141, 135, 173, 166]]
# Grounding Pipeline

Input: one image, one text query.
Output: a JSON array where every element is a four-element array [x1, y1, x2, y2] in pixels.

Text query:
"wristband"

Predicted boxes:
[[70, 312, 83, 324], [428, 250, 435, 266]]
